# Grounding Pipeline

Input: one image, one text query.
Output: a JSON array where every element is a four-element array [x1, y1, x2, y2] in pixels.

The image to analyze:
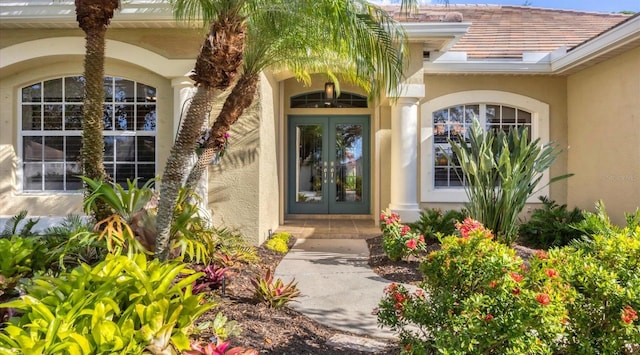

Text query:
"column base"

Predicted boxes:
[[388, 204, 421, 223]]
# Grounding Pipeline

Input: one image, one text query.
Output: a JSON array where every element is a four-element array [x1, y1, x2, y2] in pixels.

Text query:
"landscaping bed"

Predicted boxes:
[[193, 237, 401, 354]]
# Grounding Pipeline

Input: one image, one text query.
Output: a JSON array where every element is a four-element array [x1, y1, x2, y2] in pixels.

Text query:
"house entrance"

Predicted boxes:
[[287, 115, 370, 214]]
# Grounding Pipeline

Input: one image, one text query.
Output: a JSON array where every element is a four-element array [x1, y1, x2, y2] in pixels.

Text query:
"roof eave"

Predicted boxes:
[[551, 15, 640, 74]]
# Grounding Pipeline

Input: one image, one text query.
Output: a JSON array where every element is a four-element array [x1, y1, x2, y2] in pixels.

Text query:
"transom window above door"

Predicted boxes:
[[20, 76, 157, 192], [290, 91, 368, 108]]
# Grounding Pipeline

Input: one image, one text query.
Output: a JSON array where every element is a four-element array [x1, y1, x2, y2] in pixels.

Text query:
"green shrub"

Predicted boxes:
[[265, 238, 288, 253], [549, 214, 640, 353], [380, 209, 426, 261], [408, 208, 465, 243], [378, 218, 571, 354], [213, 227, 259, 264], [518, 196, 586, 248], [0, 253, 212, 354], [0, 236, 52, 296], [378, 212, 640, 354], [0, 210, 40, 238], [449, 119, 571, 245]]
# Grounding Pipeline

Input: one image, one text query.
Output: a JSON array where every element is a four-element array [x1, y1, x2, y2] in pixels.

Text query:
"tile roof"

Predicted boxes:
[[383, 5, 632, 59]]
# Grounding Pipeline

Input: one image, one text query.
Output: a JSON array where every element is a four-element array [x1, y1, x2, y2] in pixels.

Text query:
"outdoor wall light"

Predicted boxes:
[[324, 82, 335, 106]]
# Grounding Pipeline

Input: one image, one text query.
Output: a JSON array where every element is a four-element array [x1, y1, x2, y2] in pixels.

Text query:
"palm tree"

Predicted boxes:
[[75, 0, 120, 221], [156, 0, 421, 260]]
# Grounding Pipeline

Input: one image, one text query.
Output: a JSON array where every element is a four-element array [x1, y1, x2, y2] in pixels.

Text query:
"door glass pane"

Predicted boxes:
[[335, 124, 363, 203], [295, 125, 323, 203]]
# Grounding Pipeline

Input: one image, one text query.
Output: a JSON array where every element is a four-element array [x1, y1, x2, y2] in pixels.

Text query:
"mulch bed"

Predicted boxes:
[[194, 236, 403, 354]]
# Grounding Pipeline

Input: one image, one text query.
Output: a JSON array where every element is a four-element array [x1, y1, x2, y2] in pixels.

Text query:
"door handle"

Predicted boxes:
[[323, 168, 328, 183], [330, 168, 335, 183]]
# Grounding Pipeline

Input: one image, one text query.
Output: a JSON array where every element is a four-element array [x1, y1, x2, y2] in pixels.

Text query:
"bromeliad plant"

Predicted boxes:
[[380, 209, 427, 261], [192, 264, 229, 294], [0, 253, 211, 354], [251, 269, 300, 308], [449, 119, 571, 245]]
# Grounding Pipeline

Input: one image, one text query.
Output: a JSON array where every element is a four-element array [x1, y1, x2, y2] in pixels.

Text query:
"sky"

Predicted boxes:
[[373, 1, 640, 13]]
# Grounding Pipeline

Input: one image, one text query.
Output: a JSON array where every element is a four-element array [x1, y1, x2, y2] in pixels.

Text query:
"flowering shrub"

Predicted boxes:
[[547, 222, 640, 353], [379, 209, 426, 261], [378, 219, 571, 354]]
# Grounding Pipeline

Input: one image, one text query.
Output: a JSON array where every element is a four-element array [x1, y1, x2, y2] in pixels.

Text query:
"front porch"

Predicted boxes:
[[277, 216, 380, 239]]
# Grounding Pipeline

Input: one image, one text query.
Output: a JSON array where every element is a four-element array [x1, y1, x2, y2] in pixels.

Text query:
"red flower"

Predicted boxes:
[[418, 234, 425, 243], [535, 250, 548, 260], [385, 283, 398, 293], [512, 288, 521, 295], [536, 293, 551, 306], [385, 219, 393, 225], [489, 281, 498, 288], [401, 225, 411, 236], [484, 314, 494, 321], [545, 268, 559, 278], [393, 292, 407, 303], [510, 272, 524, 283], [406, 239, 417, 250], [414, 289, 425, 298], [621, 305, 638, 324], [380, 213, 386, 221]]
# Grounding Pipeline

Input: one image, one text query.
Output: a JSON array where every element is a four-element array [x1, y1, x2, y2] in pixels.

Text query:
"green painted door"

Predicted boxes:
[[288, 115, 370, 214]]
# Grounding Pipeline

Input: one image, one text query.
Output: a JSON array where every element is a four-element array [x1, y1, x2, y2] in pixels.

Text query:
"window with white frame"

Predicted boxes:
[[421, 90, 549, 203], [20, 76, 157, 192]]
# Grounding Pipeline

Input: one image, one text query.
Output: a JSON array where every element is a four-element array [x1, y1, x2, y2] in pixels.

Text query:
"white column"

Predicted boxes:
[[171, 78, 195, 138], [389, 84, 424, 222]]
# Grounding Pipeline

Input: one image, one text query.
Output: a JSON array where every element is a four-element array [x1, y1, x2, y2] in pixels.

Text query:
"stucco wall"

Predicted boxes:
[[567, 47, 640, 224], [207, 90, 261, 244], [418, 74, 569, 213], [258, 73, 281, 244], [0, 58, 173, 216], [206, 74, 282, 246], [0, 28, 202, 60]]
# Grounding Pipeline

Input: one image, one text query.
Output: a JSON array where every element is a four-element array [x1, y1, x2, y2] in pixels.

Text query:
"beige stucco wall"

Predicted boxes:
[[207, 74, 281, 246], [567, 47, 640, 225], [0, 28, 202, 60], [0, 57, 173, 216]]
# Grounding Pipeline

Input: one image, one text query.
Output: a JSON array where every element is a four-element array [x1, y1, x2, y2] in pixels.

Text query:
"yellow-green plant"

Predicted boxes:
[[449, 119, 571, 245], [0, 253, 211, 354], [264, 238, 288, 253]]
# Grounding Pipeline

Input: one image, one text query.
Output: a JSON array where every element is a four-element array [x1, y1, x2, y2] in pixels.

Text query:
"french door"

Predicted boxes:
[[287, 115, 370, 214]]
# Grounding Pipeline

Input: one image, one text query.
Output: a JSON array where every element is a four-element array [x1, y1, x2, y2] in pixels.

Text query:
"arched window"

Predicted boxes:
[[20, 76, 157, 191], [290, 91, 368, 108], [421, 90, 549, 203]]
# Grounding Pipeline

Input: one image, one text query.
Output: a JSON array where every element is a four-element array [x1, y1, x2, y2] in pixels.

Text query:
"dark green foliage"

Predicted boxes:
[[408, 208, 466, 243], [518, 196, 586, 248], [0, 211, 40, 238]]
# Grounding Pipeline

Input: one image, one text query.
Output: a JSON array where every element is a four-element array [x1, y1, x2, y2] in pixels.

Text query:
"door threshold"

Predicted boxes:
[[285, 214, 373, 220]]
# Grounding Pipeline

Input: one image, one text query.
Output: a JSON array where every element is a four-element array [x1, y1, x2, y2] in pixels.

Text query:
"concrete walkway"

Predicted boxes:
[[275, 238, 399, 339]]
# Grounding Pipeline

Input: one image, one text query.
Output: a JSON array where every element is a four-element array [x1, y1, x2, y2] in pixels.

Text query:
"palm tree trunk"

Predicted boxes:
[[155, 16, 247, 261], [155, 87, 214, 260], [76, 0, 119, 221], [185, 73, 259, 190]]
